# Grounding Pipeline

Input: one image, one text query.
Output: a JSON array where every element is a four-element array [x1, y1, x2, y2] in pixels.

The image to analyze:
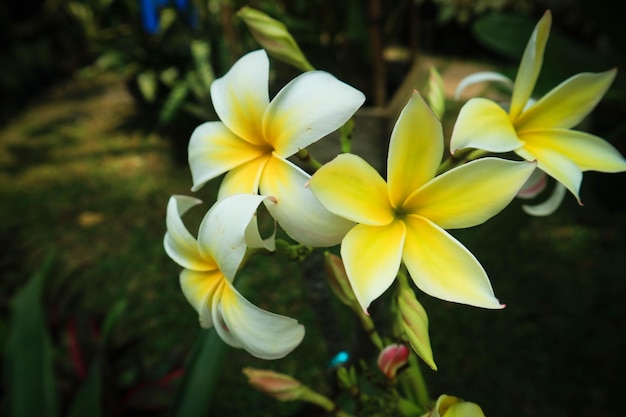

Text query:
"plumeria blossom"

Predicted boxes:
[[424, 395, 486, 417], [188, 49, 364, 246], [309, 91, 536, 311], [164, 194, 304, 359], [451, 10, 626, 210]]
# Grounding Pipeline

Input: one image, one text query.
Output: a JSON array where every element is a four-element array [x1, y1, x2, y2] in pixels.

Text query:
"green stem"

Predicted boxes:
[[301, 387, 355, 417], [354, 309, 383, 350], [295, 149, 323, 171], [436, 148, 488, 175], [405, 353, 430, 410]]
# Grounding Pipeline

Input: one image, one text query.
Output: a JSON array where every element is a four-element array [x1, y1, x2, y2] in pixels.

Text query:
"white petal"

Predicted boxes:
[[522, 183, 567, 216], [260, 156, 355, 246], [244, 209, 276, 252], [455, 71, 513, 100], [218, 281, 305, 359], [263, 71, 365, 157], [210, 50, 269, 145], [164, 195, 214, 271], [198, 194, 269, 280], [516, 168, 548, 199]]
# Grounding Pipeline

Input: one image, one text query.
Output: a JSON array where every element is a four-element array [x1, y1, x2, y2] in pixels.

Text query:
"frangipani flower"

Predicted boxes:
[[188, 49, 364, 246], [451, 10, 626, 206], [164, 194, 304, 359], [424, 395, 485, 417], [309, 92, 536, 311]]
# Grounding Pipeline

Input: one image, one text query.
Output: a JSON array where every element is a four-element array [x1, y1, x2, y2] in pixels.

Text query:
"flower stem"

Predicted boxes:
[[296, 148, 323, 171], [406, 353, 430, 409], [437, 148, 488, 174], [354, 309, 384, 350], [300, 387, 355, 417]]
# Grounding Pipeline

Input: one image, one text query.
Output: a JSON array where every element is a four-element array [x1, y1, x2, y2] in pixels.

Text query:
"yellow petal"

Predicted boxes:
[[509, 10, 551, 121], [309, 153, 394, 226], [444, 402, 486, 417], [516, 142, 583, 203], [403, 215, 503, 309], [387, 91, 443, 207], [217, 155, 270, 199], [406, 158, 535, 229], [210, 50, 269, 145], [189, 121, 269, 192], [260, 156, 354, 246], [179, 268, 224, 329], [515, 70, 616, 130], [263, 71, 365, 156], [450, 98, 524, 153], [520, 128, 626, 173], [341, 221, 406, 311]]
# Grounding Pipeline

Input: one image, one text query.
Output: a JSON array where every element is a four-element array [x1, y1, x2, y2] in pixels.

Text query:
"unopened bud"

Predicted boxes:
[[324, 252, 357, 307], [242, 368, 305, 401], [238, 7, 314, 72], [397, 285, 437, 370], [425, 67, 446, 120], [377, 344, 410, 379], [426, 395, 486, 417]]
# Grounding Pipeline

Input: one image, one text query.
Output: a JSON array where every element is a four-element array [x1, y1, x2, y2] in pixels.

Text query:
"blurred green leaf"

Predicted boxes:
[[167, 329, 227, 417], [65, 364, 102, 417], [101, 299, 127, 345], [137, 70, 158, 103], [190, 40, 215, 95], [3, 254, 59, 417], [159, 82, 189, 125]]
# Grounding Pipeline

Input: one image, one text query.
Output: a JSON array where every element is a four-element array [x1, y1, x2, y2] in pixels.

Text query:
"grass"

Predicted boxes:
[[1, 70, 625, 417]]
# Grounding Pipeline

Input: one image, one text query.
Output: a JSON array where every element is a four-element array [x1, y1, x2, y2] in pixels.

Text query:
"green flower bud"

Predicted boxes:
[[397, 285, 437, 371], [238, 7, 314, 72]]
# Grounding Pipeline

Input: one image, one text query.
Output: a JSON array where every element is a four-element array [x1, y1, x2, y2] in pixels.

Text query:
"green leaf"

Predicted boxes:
[[167, 329, 227, 417], [137, 70, 158, 103], [190, 40, 215, 95], [158, 82, 189, 125], [65, 364, 102, 417], [3, 254, 59, 417]]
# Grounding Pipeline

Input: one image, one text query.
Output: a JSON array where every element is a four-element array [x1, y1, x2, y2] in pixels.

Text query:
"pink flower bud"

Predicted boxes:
[[242, 368, 304, 401], [377, 344, 410, 379]]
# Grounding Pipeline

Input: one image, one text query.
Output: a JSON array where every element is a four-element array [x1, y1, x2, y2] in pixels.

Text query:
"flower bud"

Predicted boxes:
[[242, 368, 305, 401], [425, 395, 486, 417], [425, 67, 446, 120], [377, 344, 410, 379], [397, 285, 437, 370], [324, 252, 357, 307], [237, 7, 314, 72]]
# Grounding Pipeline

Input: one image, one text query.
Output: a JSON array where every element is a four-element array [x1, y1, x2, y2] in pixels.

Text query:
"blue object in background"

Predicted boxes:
[[139, 0, 197, 34], [329, 350, 350, 368]]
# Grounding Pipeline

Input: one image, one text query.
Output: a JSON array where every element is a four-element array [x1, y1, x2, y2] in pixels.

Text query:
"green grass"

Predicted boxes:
[[1, 71, 625, 417]]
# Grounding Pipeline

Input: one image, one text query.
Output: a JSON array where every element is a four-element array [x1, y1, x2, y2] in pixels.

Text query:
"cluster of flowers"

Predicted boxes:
[[164, 9, 625, 396]]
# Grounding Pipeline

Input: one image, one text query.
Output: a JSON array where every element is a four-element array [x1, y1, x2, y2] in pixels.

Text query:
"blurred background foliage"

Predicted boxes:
[[1, 0, 626, 416]]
